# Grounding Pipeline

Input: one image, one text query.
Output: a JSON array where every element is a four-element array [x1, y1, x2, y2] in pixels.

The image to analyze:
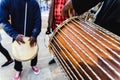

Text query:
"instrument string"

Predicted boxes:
[[59, 26, 114, 80], [50, 42, 78, 80], [57, 28, 102, 79], [53, 57, 71, 80], [71, 19, 120, 77], [72, 19, 120, 64], [52, 37, 84, 80], [65, 22, 120, 77], [86, 22, 120, 48], [50, 43, 72, 80], [76, 19, 120, 59], [65, 23, 109, 79], [54, 35, 93, 80]]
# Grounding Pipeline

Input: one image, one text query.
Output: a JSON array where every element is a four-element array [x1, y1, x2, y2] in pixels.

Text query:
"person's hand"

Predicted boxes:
[[68, 8, 76, 18], [15, 34, 25, 45], [29, 36, 37, 47], [61, 0, 74, 18]]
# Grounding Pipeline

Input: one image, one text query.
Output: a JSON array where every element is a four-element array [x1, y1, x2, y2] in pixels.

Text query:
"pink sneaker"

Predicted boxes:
[[13, 71, 21, 80], [32, 66, 40, 74]]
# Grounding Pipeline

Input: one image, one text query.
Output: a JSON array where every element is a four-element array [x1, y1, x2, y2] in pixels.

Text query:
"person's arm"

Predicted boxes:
[[29, 2, 41, 47], [71, 0, 103, 15], [62, 0, 74, 17], [0, 0, 18, 39], [32, 2, 41, 38], [48, 0, 54, 29]]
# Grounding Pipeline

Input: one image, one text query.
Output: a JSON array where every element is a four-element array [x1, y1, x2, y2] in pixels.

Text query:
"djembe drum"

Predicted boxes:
[[49, 17, 120, 80], [12, 37, 38, 61]]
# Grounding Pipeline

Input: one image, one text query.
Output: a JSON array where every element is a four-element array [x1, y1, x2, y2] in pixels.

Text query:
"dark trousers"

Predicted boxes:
[[0, 43, 12, 61], [14, 55, 38, 71]]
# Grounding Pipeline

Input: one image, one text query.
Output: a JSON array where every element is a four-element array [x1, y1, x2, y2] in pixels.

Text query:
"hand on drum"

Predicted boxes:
[[29, 36, 37, 47], [16, 35, 36, 47], [15, 34, 25, 45]]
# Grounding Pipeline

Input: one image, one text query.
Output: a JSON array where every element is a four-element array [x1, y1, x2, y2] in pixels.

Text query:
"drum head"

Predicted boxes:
[[12, 37, 38, 61]]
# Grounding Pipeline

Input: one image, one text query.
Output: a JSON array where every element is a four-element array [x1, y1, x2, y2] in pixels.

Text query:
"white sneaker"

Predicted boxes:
[[13, 71, 22, 80], [32, 66, 40, 74]]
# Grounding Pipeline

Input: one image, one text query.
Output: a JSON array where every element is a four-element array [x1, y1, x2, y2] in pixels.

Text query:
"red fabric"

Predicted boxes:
[[52, 0, 67, 30]]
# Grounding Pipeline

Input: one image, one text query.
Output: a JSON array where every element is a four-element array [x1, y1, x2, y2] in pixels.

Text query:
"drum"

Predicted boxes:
[[49, 17, 120, 80], [12, 37, 38, 61]]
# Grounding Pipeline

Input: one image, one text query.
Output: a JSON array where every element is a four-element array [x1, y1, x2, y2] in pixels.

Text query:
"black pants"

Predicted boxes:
[[0, 43, 12, 61], [14, 55, 38, 71]]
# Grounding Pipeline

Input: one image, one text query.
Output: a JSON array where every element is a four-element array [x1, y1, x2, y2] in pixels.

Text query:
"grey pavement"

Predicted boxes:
[[0, 11, 68, 80]]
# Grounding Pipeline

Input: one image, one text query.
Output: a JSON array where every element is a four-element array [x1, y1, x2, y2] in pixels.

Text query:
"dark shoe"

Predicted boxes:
[[45, 30, 51, 35], [1, 59, 13, 67], [48, 59, 56, 65]]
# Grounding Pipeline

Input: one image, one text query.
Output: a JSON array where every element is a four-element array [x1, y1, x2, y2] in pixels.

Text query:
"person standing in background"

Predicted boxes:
[[0, 33, 13, 67], [0, 0, 41, 80], [45, 0, 54, 34], [45, 0, 69, 65]]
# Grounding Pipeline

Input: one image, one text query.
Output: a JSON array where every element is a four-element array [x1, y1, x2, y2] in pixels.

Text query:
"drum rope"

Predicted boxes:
[[75, 19, 120, 59], [72, 19, 120, 64], [50, 42, 78, 80], [54, 35, 98, 80], [65, 22, 120, 77], [59, 27, 114, 80]]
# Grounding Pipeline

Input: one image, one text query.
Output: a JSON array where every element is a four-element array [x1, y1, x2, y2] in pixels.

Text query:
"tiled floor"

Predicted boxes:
[[0, 11, 68, 80]]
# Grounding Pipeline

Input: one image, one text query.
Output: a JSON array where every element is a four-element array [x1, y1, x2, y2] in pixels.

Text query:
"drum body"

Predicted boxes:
[[49, 17, 120, 80], [12, 37, 38, 61]]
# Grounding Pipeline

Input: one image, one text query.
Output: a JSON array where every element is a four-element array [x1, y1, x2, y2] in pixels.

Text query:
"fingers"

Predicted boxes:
[[68, 9, 73, 17], [61, 5, 69, 17], [29, 36, 37, 47], [62, 8, 75, 19], [68, 9, 76, 17], [16, 34, 25, 45], [16, 35, 37, 47]]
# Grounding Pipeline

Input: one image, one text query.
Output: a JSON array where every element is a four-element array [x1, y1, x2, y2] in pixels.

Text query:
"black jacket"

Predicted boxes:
[[72, 0, 120, 36]]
